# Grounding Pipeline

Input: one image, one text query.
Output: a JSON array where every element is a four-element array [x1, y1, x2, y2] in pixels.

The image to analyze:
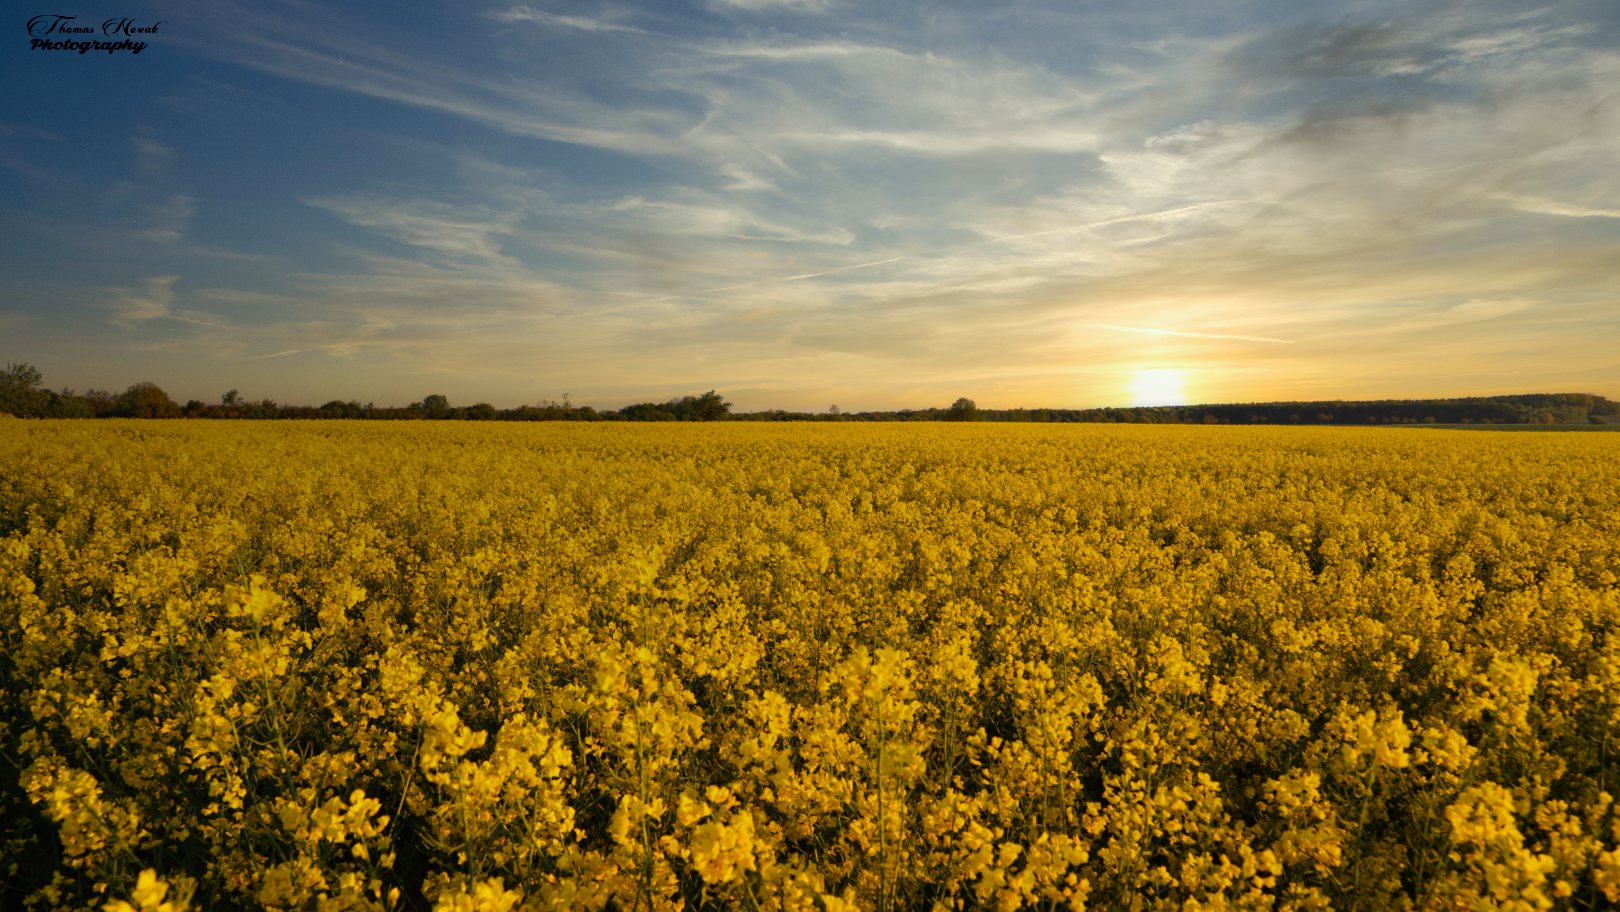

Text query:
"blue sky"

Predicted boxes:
[[3, 0, 1618, 410]]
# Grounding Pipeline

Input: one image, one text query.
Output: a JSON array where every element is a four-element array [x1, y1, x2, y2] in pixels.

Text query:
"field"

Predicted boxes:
[[3, 421, 1618, 911]]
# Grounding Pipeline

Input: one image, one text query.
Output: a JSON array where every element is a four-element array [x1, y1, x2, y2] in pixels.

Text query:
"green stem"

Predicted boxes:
[[876, 708, 889, 912], [634, 701, 653, 912]]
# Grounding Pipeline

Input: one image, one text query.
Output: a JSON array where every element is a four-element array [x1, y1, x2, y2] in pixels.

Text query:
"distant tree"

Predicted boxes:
[[624, 390, 732, 421], [320, 399, 367, 419], [46, 389, 94, 418], [82, 389, 115, 417], [114, 382, 181, 418], [422, 394, 451, 419], [0, 362, 48, 416], [619, 402, 678, 421], [462, 402, 498, 421], [686, 390, 731, 421], [221, 389, 243, 407], [946, 397, 980, 421]]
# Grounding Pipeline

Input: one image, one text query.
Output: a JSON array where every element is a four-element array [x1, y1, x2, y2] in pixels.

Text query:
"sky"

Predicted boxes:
[[3, 0, 1618, 411]]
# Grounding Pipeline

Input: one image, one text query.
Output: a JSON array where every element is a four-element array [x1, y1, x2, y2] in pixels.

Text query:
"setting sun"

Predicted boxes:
[[1128, 368, 1189, 407]]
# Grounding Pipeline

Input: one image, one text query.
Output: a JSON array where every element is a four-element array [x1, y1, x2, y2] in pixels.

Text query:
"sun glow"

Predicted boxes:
[[1128, 368, 1189, 407]]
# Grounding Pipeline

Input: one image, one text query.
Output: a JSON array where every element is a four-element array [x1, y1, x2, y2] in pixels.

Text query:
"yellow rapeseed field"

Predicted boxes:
[[2, 420, 1618, 911]]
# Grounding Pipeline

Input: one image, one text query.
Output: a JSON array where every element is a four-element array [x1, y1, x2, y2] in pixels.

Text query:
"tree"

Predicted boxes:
[[83, 389, 115, 417], [685, 390, 731, 421], [618, 402, 677, 421], [946, 397, 980, 421], [417, 394, 450, 419], [0, 362, 47, 416], [221, 389, 243, 407], [320, 400, 367, 419], [623, 391, 731, 421], [46, 389, 94, 418], [114, 382, 181, 418]]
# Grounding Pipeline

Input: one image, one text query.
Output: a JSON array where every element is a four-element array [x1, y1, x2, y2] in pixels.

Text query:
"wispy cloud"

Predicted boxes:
[[1394, 298, 1538, 333], [172, 6, 692, 157], [707, 0, 837, 12], [487, 6, 653, 34], [302, 195, 521, 262], [695, 256, 901, 294], [133, 136, 173, 175], [138, 194, 194, 244], [702, 40, 917, 61], [1084, 324, 1295, 345], [109, 276, 179, 329], [0, 123, 62, 141], [1496, 194, 1620, 219]]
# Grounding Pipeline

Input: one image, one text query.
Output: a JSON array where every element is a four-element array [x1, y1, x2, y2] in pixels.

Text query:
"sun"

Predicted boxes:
[[1127, 368, 1189, 407]]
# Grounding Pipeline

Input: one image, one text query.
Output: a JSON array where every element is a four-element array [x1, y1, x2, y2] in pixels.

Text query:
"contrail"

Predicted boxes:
[[1496, 193, 1620, 220], [988, 200, 1247, 243], [781, 256, 902, 281], [1085, 323, 1293, 344], [699, 256, 902, 294]]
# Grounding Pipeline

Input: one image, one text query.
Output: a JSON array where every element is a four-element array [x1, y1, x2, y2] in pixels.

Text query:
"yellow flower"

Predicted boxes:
[[431, 877, 523, 912], [104, 869, 192, 912], [689, 810, 758, 884]]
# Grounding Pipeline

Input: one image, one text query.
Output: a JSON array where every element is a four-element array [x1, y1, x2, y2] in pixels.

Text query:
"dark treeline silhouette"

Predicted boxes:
[[0, 364, 737, 421], [737, 394, 1620, 425], [3, 363, 1617, 424], [875, 393, 1620, 426]]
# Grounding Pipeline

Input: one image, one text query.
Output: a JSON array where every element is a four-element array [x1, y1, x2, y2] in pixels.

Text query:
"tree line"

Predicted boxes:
[[3, 363, 1616, 424], [0, 364, 738, 421]]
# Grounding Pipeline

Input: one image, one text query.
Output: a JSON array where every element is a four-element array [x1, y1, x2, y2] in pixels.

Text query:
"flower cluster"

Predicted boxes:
[[2, 421, 1618, 909]]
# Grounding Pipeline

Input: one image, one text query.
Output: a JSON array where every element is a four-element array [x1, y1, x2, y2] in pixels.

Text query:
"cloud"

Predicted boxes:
[[1394, 298, 1537, 333], [173, 6, 693, 157], [0, 123, 62, 141], [602, 194, 856, 245], [693, 256, 901, 295], [1227, 11, 1593, 88], [1083, 324, 1294, 345], [784, 125, 1099, 155], [718, 163, 775, 191], [486, 6, 652, 34], [702, 40, 915, 61], [133, 136, 173, 175], [1446, 24, 1594, 65], [109, 276, 179, 328], [138, 194, 194, 244], [302, 195, 520, 262], [707, 0, 836, 12], [1497, 194, 1620, 219]]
